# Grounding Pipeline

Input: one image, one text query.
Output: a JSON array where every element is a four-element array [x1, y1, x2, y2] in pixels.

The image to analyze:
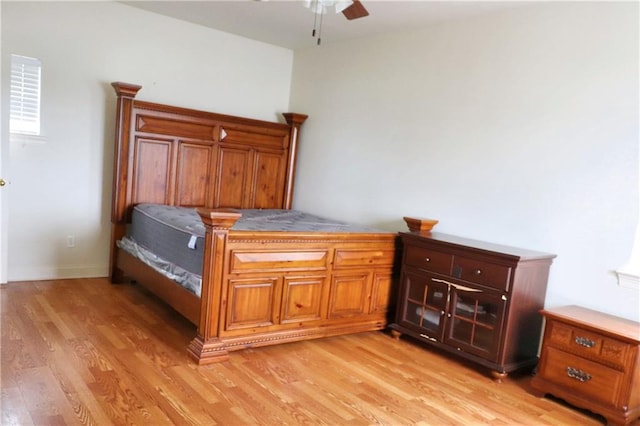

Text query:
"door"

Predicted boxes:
[[0, 170, 5, 284], [397, 269, 449, 341], [328, 271, 371, 319], [0, 169, 6, 284], [1, 48, 8, 284], [444, 284, 507, 362]]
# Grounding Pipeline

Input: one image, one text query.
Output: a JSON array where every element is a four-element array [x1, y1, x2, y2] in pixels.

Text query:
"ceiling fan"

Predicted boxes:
[[304, 0, 369, 44], [304, 0, 368, 19], [339, 0, 369, 20]]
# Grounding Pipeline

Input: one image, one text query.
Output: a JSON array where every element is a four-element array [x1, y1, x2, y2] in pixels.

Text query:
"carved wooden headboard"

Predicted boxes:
[[109, 82, 307, 277]]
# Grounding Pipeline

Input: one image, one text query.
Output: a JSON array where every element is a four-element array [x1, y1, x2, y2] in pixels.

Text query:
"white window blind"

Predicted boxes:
[[10, 54, 42, 135]]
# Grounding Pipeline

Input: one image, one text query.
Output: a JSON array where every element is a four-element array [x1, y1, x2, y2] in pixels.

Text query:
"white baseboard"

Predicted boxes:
[[6, 264, 108, 282]]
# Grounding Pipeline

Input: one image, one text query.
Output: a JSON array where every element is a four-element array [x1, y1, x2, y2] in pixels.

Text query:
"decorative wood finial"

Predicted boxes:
[[111, 82, 142, 98], [403, 216, 439, 233]]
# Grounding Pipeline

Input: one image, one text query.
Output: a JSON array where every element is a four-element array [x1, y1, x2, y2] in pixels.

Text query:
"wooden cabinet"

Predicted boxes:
[[389, 218, 555, 381], [531, 306, 640, 425], [219, 244, 397, 341]]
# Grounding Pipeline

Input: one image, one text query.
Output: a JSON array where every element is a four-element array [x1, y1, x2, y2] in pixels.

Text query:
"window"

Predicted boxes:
[[10, 54, 42, 136]]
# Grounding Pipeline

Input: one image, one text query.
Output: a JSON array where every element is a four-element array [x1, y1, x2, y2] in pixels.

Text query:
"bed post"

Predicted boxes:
[[109, 82, 142, 283], [282, 113, 308, 210], [187, 208, 242, 364]]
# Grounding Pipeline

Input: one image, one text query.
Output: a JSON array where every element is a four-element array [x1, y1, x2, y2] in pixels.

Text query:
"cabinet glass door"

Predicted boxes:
[[399, 270, 449, 340], [444, 285, 506, 362]]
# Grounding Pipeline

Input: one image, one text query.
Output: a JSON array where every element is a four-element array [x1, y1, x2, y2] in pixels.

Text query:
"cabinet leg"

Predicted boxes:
[[187, 336, 229, 365], [491, 370, 508, 383], [390, 329, 402, 340]]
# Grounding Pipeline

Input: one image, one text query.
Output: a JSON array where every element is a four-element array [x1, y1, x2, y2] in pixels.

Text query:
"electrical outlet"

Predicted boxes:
[[66, 235, 75, 248]]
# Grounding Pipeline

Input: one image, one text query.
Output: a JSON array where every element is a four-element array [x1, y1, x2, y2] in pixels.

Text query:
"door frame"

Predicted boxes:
[[1, 20, 10, 284]]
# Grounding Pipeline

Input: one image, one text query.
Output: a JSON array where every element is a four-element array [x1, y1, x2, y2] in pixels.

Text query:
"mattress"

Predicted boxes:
[[119, 203, 392, 297], [129, 204, 206, 277]]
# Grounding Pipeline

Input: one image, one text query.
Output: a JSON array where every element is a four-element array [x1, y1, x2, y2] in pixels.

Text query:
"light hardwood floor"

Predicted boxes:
[[0, 278, 620, 425]]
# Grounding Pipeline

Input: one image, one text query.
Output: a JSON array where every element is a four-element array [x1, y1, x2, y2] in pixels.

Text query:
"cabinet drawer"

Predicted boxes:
[[334, 249, 395, 268], [452, 257, 511, 291], [404, 245, 452, 274], [230, 250, 328, 272], [547, 320, 631, 369], [540, 347, 624, 406]]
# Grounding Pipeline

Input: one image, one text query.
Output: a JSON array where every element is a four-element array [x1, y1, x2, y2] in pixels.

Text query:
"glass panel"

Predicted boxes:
[[405, 301, 423, 326], [454, 294, 498, 327], [426, 288, 446, 310], [451, 318, 473, 344], [401, 271, 448, 338], [472, 325, 495, 350], [405, 301, 441, 332], [406, 277, 425, 303], [417, 306, 441, 331], [449, 293, 501, 354]]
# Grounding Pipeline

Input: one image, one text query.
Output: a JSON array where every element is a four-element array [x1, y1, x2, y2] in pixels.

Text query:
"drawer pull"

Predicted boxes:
[[474, 269, 482, 275], [431, 278, 454, 286], [566, 366, 592, 382], [451, 283, 482, 293], [575, 336, 595, 348], [431, 278, 482, 293], [425, 257, 431, 262], [420, 334, 437, 342]]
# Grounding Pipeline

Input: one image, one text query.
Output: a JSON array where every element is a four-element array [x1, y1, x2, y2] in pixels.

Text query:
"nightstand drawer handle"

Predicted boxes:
[[425, 257, 430, 262], [566, 366, 591, 382], [575, 336, 595, 348]]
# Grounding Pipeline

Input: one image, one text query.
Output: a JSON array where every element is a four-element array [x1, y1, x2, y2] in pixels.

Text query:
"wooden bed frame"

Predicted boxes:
[[109, 82, 399, 364]]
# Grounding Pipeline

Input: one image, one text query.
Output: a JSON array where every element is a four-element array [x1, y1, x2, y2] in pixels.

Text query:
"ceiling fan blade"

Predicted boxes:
[[342, 0, 369, 20]]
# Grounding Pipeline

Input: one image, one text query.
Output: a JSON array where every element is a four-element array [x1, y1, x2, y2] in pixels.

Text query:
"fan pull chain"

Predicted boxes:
[[312, 0, 318, 37], [317, 10, 323, 45]]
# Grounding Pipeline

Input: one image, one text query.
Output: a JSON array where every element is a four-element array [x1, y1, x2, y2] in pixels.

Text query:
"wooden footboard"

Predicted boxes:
[[188, 209, 399, 364]]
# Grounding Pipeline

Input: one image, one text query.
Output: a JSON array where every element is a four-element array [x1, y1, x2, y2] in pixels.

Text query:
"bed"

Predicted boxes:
[[109, 82, 400, 364]]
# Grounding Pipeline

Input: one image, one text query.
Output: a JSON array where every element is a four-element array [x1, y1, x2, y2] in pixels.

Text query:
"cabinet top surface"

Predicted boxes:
[[401, 231, 556, 261], [542, 305, 640, 343]]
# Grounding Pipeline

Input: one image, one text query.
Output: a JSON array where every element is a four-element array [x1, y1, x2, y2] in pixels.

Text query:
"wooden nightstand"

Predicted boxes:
[[531, 305, 640, 425]]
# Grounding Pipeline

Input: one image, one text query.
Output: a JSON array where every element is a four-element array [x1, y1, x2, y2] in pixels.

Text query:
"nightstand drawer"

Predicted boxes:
[[531, 306, 640, 426], [541, 347, 624, 406], [404, 244, 452, 275], [452, 256, 512, 291], [547, 320, 631, 369]]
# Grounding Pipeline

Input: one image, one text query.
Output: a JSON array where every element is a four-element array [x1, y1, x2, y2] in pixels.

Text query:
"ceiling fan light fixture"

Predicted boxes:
[[304, 0, 363, 46], [303, 0, 353, 15], [334, 0, 354, 14]]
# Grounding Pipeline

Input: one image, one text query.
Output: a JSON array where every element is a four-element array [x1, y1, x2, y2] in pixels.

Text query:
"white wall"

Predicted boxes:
[[290, 2, 640, 321], [1, 1, 293, 280], [3, 1, 638, 323]]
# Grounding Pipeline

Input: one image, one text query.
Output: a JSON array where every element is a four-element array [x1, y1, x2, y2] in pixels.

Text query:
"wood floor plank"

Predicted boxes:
[[15, 366, 79, 425], [164, 365, 221, 405], [1, 278, 629, 425], [1, 386, 35, 426]]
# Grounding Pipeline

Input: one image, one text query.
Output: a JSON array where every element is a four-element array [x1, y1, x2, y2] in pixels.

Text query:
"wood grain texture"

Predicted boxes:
[[532, 306, 640, 425], [1, 278, 628, 425]]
